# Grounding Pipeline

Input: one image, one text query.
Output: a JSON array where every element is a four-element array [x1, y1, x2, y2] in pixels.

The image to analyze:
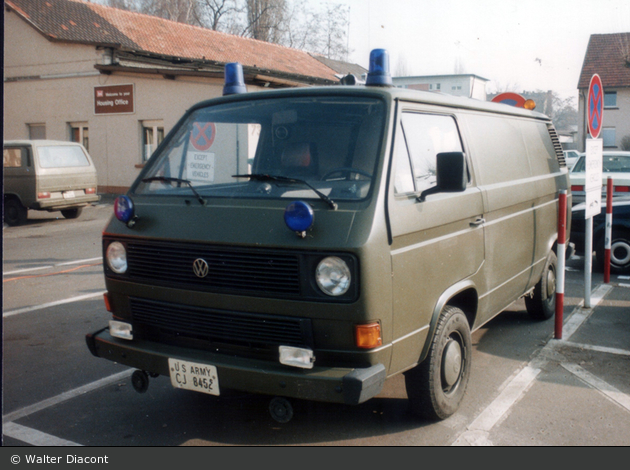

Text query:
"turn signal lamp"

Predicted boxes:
[[355, 322, 382, 349], [223, 62, 247, 96], [38, 192, 51, 199], [284, 201, 314, 235], [114, 195, 135, 223], [365, 49, 392, 87], [524, 99, 537, 110]]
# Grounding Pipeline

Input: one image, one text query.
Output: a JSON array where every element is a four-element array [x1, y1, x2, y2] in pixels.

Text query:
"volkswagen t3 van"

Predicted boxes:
[[3, 140, 100, 226], [86, 51, 571, 422]]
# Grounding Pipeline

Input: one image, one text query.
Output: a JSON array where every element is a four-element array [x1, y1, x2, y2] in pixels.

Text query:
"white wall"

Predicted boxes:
[[3, 10, 265, 193]]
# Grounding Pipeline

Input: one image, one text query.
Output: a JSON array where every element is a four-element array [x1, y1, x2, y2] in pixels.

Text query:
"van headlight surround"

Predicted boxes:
[[106, 241, 128, 274], [315, 256, 351, 296]]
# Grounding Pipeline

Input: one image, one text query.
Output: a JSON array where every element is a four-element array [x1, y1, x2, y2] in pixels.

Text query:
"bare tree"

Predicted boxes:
[[196, 0, 240, 31], [103, 0, 351, 60]]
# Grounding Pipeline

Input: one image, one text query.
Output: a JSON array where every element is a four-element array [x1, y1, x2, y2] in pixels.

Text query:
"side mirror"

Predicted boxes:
[[418, 152, 467, 202]]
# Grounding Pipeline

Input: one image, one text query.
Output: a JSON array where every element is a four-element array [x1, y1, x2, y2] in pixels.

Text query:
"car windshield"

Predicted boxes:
[[572, 154, 630, 173], [134, 96, 386, 203]]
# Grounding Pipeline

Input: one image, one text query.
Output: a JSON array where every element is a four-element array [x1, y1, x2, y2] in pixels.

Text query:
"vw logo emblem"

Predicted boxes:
[[192, 258, 209, 278]]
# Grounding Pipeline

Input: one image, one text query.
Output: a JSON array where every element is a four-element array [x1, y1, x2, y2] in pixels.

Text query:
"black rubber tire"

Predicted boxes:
[[61, 207, 83, 219], [4, 198, 28, 226], [595, 230, 630, 273], [525, 251, 557, 321], [404, 306, 472, 421]]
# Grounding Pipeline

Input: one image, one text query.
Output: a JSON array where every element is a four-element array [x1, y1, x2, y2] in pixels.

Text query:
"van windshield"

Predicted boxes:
[[134, 96, 386, 203]]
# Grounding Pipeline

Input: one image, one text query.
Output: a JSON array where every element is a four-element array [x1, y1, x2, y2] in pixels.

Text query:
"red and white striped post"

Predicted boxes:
[[555, 190, 567, 340], [604, 177, 613, 283]]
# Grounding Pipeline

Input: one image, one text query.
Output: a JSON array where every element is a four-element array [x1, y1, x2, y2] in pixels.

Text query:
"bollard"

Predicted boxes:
[[604, 177, 613, 284], [555, 190, 567, 340]]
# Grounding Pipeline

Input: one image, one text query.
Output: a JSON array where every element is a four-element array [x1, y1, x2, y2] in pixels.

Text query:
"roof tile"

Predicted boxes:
[[578, 33, 630, 89], [6, 0, 339, 82]]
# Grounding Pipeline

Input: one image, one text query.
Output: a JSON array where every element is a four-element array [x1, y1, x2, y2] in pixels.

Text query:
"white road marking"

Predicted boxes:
[[2, 370, 133, 424], [3, 422, 82, 446], [3, 291, 106, 318], [453, 282, 614, 446], [561, 363, 630, 413], [3, 370, 133, 446], [3, 257, 102, 276]]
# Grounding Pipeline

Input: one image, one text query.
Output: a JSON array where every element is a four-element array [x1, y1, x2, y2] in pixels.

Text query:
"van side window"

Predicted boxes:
[[3, 148, 24, 168], [400, 113, 464, 193]]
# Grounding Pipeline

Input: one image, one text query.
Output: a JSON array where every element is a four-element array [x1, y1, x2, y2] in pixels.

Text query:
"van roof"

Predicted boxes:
[[194, 84, 551, 121], [4, 140, 87, 148]]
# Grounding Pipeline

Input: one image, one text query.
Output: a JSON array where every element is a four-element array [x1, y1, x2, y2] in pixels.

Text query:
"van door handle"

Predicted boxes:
[[470, 217, 485, 227]]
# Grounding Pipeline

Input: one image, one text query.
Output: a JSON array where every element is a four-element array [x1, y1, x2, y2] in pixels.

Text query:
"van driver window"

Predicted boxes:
[[400, 113, 463, 193]]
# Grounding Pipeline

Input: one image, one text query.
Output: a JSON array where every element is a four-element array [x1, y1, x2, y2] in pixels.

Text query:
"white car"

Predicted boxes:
[[563, 150, 582, 170], [569, 151, 630, 205]]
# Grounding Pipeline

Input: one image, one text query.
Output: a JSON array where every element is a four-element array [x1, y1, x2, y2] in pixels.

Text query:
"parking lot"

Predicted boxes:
[[2, 201, 630, 446]]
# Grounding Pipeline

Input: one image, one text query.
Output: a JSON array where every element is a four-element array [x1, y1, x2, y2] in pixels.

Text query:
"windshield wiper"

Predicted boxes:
[[233, 173, 337, 210], [141, 176, 206, 206]]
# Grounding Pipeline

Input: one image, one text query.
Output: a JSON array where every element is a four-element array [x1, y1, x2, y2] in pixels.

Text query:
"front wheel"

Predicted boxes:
[[404, 305, 472, 421], [525, 251, 557, 321]]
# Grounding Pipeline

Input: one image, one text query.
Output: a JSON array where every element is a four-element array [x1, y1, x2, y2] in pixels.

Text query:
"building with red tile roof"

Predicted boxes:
[[4, 0, 356, 193], [577, 33, 630, 151]]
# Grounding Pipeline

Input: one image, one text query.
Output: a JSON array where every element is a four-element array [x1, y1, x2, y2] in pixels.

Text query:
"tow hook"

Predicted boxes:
[[131, 370, 152, 393], [269, 397, 294, 423]]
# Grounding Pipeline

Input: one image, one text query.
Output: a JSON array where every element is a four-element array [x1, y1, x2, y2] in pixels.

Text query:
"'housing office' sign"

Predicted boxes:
[[94, 84, 135, 115]]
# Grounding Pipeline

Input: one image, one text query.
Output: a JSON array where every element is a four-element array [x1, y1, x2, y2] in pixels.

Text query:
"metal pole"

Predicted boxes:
[[555, 190, 567, 339], [604, 177, 613, 283], [584, 216, 593, 308]]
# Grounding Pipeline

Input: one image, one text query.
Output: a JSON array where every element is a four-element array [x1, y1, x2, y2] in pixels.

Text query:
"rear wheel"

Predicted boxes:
[[61, 207, 83, 219], [525, 251, 557, 321], [404, 306, 472, 420], [4, 198, 28, 226]]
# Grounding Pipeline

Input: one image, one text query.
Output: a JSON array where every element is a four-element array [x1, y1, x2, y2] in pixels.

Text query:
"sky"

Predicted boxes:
[[318, 0, 630, 101]]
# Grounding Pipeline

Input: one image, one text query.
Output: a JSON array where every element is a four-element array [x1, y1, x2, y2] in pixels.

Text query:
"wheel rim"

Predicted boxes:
[[611, 239, 630, 268], [545, 264, 556, 299], [441, 336, 463, 392]]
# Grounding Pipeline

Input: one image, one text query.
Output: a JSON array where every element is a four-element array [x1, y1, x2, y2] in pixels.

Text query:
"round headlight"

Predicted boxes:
[[106, 241, 127, 274], [316, 256, 351, 296]]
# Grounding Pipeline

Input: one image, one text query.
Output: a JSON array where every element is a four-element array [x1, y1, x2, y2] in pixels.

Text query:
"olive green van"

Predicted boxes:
[[3, 140, 100, 226], [86, 57, 571, 422]]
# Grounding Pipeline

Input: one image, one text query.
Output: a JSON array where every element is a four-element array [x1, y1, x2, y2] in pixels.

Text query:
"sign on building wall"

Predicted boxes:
[[94, 84, 135, 115]]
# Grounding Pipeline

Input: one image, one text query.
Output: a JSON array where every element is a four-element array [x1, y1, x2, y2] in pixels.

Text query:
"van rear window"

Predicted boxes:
[[37, 145, 90, 168]]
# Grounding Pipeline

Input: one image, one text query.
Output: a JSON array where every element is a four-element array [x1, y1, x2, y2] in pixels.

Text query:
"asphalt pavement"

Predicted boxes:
[[454, 257, 630, 446]]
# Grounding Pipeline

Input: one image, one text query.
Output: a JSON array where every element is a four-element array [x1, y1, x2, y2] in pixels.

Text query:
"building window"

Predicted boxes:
[[604, 91, 617, 108], [69, 123, 89, 151], [142, 120, 165, 162], [28, 124, 46, 140], [602, 127, 616, 147]]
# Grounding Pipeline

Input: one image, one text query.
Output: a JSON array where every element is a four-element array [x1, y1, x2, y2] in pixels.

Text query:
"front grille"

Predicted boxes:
[[130, 297, 313, 349], [124, 240, 301, 296]]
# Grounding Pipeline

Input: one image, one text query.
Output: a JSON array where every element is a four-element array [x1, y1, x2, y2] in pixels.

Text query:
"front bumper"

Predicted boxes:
[[86, 328, 386, 406]]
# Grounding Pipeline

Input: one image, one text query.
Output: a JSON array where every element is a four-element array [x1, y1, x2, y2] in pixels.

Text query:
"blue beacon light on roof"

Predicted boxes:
[[365, 49, 392, 87], [223, 62, 247, 96]]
